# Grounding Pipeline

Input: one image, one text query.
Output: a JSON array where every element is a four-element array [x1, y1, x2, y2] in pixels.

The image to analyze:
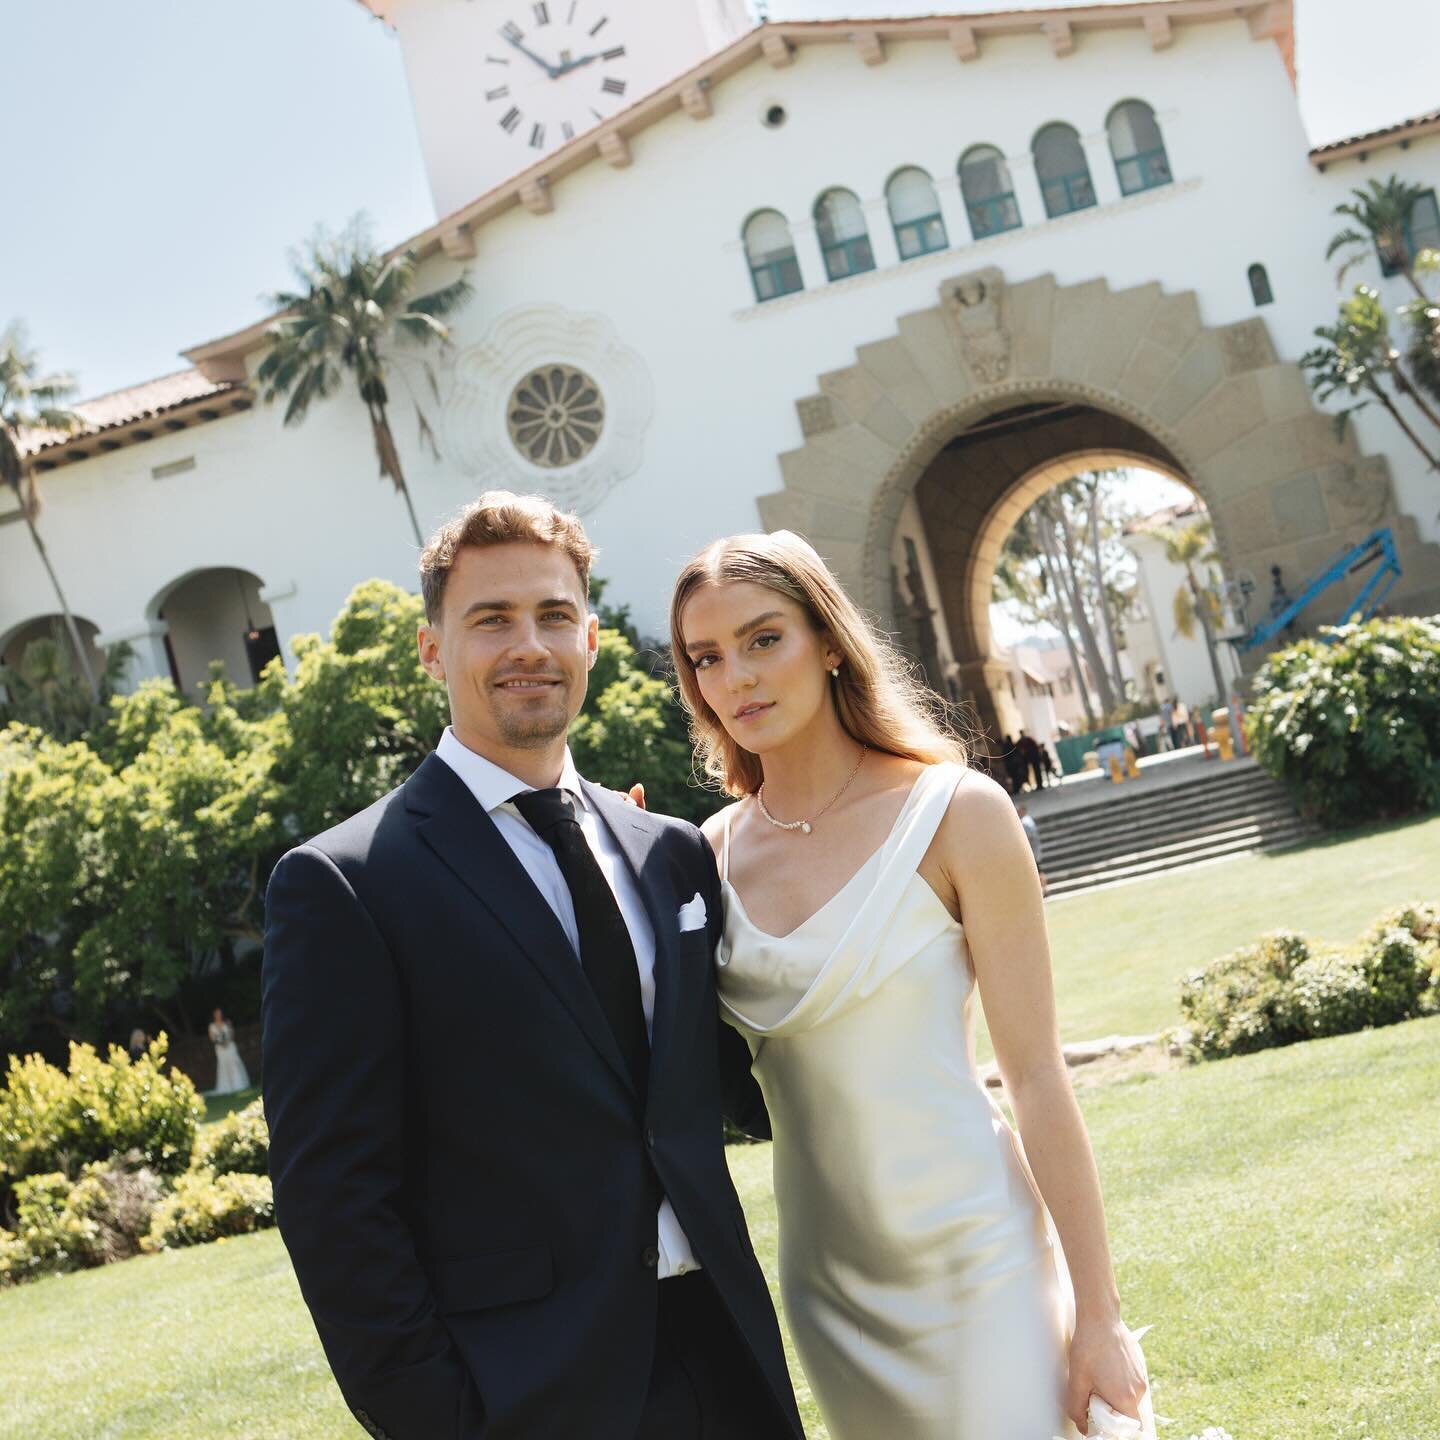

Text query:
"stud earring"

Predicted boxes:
[[829, 665, 841, 678]]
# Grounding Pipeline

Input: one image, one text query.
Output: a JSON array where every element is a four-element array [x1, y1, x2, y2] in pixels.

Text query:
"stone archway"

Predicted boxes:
[[759, 266, 1440, 733]]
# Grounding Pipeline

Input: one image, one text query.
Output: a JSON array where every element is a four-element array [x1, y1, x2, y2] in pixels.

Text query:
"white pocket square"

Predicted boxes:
[[677, 892, 708, 932]]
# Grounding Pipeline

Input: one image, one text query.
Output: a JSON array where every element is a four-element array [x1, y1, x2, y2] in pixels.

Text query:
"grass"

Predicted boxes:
[[972, 809, 1440, 1061], [3, 1016, 1434, 1440], [202, 1086, 261, 1125], [3, 815, 1435, 1438]]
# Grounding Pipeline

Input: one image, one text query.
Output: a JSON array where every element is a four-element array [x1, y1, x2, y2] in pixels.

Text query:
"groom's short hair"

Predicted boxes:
[[420, 491, 597, 623]]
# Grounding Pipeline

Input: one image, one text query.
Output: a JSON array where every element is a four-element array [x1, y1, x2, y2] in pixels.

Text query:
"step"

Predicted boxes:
[[1041, 812, 1309, 873], [1037, 801, 1303, 865], [1044, 825, 1317, 895], [1031, 769, 1286, 832], [1044, 818, 1317, 883]]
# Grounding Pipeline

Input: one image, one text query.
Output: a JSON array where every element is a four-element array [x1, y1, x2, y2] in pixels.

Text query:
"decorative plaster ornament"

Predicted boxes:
[[445, 306, 654, 514]]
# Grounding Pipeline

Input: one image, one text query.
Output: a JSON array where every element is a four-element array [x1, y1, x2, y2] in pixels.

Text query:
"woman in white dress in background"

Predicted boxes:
[[669, 531, 1149, 1440], [208, 1007, 251, 1095]]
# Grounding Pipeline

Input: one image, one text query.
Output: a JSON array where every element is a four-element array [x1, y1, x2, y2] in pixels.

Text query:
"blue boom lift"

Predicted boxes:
[[1231, 527, 1402, 651]]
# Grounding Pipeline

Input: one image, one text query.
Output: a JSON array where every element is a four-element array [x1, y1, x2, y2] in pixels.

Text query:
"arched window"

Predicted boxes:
[[1032, 122, 1095, 218], [814, 189, 876, 281], [886, 167, 948, 260], [1248, 263, 1274, 307], [958, 145, 1021, 238], [1107, 100, 1171, 196], [743, 210, 803, 303]]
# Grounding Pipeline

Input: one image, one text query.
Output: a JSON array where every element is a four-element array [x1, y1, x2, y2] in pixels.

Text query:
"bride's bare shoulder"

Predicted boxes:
[[934, 765, 1030, 865]]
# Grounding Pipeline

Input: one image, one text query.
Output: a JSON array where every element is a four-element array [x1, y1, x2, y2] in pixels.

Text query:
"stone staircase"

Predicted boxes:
[[1033, 758, 1319, 898]]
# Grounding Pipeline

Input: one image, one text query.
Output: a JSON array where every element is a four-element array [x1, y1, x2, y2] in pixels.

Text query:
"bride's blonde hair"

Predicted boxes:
[[669, 530, 967, 798]]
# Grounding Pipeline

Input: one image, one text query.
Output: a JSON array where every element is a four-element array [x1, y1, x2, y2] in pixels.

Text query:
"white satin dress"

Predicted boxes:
[[717, 763, 1080, 1440]]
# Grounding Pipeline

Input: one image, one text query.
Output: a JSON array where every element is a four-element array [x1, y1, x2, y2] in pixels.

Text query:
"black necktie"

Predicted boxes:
[[511, 788, 649, 1096]]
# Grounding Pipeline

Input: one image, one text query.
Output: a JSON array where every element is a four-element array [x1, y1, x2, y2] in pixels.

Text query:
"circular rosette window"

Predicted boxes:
[[506, 365, 606, 469]]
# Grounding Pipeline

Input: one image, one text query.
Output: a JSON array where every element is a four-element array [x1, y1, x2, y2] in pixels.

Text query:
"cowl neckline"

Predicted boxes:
[[718, 762, 966, 1037]]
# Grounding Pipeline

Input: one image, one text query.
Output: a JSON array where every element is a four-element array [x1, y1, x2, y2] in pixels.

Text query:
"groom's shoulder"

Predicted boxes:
[[277, 770, 420, 882]]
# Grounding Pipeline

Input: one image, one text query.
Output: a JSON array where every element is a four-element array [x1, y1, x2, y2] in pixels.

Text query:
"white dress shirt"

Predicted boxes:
[[436, 726, 700, 1279]]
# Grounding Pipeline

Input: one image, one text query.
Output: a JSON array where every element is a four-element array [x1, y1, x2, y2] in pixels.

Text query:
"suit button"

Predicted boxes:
[[645, 1128, 656, 1147], [641, 1245, 659, 1268]]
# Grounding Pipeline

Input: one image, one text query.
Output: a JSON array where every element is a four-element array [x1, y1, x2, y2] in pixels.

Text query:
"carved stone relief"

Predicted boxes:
[[940, 268, 1012, 384]]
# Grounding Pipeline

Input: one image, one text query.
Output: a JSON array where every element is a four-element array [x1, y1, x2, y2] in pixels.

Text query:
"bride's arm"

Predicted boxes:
[[936, 772, 1149, 1432]]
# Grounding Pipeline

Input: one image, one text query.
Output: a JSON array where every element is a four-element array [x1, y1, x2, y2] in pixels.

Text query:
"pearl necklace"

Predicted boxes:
[[755, 746, 869, 835]]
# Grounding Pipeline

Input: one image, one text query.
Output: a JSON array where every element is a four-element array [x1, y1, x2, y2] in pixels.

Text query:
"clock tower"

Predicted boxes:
[[359, 0, 755, 217]]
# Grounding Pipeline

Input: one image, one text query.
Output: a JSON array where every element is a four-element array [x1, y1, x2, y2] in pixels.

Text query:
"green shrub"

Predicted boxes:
[[1180, 905, 1439, 1060], [0, 1156, 163, 1287], [1178, 930, 1312, 1059], [1245, 615, 1440, 826], [1287, 952, 1375, 1038], [195, 1099, 268, 1177], [1359, 927, 1429, 1025], [0, 1036, 202, 1183], [144, 1170, 274, 1252]]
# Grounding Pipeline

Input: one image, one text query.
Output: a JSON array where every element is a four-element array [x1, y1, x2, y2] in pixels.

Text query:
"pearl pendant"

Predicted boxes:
[[801, 822, 812, 835]]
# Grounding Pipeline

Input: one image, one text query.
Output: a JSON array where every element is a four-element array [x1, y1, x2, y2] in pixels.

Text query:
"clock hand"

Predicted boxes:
[[502, 31, 559, 78], [553, 51, 600, 77]]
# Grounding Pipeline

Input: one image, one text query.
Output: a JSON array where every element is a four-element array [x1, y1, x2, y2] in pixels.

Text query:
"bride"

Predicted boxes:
[[668, 531, 1150, 1439], [208, 1007, 251, 1095]]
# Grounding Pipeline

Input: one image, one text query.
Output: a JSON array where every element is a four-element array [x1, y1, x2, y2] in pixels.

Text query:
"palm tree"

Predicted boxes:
[[1303, 286, 1440, 470], [1327, 176, 1433, 302], [256, 218, 474, 547], [1159, 518, 1228, 705], [0, 323, 98, 699]]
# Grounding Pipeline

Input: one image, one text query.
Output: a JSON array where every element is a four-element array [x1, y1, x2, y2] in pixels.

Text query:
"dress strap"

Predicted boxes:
[[720, 804, 736, 884]]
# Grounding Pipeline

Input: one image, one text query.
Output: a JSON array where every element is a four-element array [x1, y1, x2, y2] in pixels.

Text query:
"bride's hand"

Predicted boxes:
[[1065, 1313, 1149, 1433]]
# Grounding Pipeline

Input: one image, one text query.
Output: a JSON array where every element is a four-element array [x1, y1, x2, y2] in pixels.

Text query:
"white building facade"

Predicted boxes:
[[5, 0, 1440, 736]]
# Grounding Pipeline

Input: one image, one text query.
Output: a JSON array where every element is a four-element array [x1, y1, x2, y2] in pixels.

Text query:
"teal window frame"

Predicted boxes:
[[967, 193, 1021, 238], [749, 253, 803, 303], [821, 234, 876, 282], [1115, 145, 1171, 196], [1041, 169, 1096, 218], [894, 212, 948, 260], [1380, 190, 1440, 277]]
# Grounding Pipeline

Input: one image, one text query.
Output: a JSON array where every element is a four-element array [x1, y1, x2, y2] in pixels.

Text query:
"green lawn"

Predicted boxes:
[[3, 1017, 1435, 1440], [973, 810, 1440, 1061]]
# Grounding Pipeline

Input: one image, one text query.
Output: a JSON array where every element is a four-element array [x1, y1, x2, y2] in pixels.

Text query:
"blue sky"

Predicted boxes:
[[4, 0, 1438, 400]]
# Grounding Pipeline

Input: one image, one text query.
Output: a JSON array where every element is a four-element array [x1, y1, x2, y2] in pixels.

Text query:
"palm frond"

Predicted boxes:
[[409, 273, 475, 319]]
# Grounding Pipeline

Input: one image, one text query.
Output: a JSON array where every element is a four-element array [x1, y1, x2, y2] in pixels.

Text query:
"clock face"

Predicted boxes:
[[482, 1, 633, 157]]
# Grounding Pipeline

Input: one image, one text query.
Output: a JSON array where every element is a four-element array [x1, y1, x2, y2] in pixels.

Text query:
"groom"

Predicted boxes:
[[262, 492, 803, 1440]]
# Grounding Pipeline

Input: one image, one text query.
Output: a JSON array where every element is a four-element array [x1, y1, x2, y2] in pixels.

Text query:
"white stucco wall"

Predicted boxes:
[[1125, 520, 1243, 710], [4, 14, 1437, 693]]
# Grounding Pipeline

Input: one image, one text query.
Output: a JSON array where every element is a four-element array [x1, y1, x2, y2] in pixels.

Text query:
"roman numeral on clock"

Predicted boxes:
[[588, 16, 609, 36], [486, 86, 510, 101], [532, 2, 550, 24], [601, 77, 626, 95], [602, 45, 625, 61], [499, 106, 522, 134], [562, 120, 576, 140], [567, 0, 578, 20], [530, 122, 547, 148]]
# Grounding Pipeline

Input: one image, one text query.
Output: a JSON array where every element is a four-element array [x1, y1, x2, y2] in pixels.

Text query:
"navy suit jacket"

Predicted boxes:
[[261, 752, 801, 1440]]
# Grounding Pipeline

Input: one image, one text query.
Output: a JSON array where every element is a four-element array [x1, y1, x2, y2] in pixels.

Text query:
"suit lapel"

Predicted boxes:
[[405, 755, 636, 1099], [581, 779, 686, 1087]]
